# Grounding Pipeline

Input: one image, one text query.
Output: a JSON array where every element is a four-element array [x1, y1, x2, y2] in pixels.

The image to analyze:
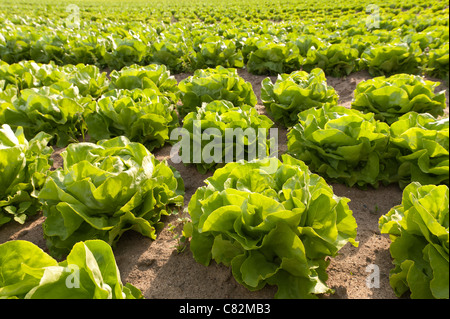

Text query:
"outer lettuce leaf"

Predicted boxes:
[[0, 124, 52, 226], [261, 68, 338, 127], [179, 100, 274, 173], [0, 239, 143, 299], [388, 112, 449, 188], [39, 136, 184, 258], [352, 74, 446, 124], [287, 105, 392, 188], [379, 182, 449, 299], [178, 66, 257, 117], [188, 154, 358, 298]]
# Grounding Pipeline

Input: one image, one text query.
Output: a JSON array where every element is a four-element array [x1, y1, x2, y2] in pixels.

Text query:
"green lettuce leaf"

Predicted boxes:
[[246, 41, 302, 75]]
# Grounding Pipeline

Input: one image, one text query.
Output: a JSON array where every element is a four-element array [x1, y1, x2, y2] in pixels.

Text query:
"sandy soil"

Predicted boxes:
[[0, 68, 448, 299]]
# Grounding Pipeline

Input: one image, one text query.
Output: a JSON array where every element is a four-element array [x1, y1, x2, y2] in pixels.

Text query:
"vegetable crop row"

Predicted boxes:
[[0, 2, 448, 80]]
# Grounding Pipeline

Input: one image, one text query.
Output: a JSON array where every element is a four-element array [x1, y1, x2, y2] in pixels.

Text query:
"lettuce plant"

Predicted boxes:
[[108, 64, 180, 104], [147, 32, 191, 73], [61, 63, 110, 98], [0, 60, 64, 91], [0, 124, 52, 226], [84, 88, 179, 151], [188, 154, 358, 299], [246, 41, 301, 75], [425, 42, 449, 83], [301, 43, 360, 77], [38, 136, 184, 258], [287, 105, 392, 188], [379, 182, 449, 299], [192, 36, 244, 69], [0, 61, 109, 98], [178, 66, 257, 117], [388, 112, 449, 188], [351, 73, 446, 124], [179, 100, 274, 173], [103, 37, 147, 70], [360, 43, 422, 76], [0, 239, 143, 299], [0, 85, 88, 147], [261, 68, 338, 127]]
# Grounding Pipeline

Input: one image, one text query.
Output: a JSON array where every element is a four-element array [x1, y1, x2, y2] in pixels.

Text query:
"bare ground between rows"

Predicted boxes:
[[0, 68, 448, 299]]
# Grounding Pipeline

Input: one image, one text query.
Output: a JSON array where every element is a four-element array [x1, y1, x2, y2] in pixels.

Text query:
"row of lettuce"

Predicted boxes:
[[0, 127, 448, 299], [0, 7, 448, 80], [1, 60, 447, 187], [0, 61, 448, 299]]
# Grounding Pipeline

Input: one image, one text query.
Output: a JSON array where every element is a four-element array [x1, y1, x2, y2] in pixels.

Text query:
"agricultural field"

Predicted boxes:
[[0, 0, 448, 301]]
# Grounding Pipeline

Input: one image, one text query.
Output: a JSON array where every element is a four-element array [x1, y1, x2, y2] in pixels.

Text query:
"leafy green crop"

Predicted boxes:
[[179, 100, 274, 173], [425, 42, 449, 83], [352, 73, 446, 124], [108, 64, 180, 104], [39, 136, 184, 258], [246, 41, 301, 75], [0, 124, 52, 226], [84, 88, 179, 151], [287, 105, 392, 188], [360, 43, 422, 76], [192, 36, 244, 69], [388, 112, 449, 188], [0, 239, 143, 299], [0, 61, 109, 98], [301, 43, 360, 77], [0, 85, 89, 147], [188, 154, 358, 299], [379, 182, 449, 299], [178, 66, 257, 117], [261, 68, 338, 127]]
